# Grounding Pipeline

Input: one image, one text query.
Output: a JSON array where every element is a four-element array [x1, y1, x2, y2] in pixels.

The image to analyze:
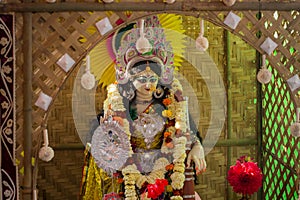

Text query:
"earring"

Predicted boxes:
[[154, 86, 164, 98]]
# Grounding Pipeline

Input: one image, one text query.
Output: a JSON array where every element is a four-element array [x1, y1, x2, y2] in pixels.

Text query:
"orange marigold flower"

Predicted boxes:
[[117, 178, 124, 184], [163, 98, 172, 106], [164, 131, 172, 138], [165, 163, 174, 171]]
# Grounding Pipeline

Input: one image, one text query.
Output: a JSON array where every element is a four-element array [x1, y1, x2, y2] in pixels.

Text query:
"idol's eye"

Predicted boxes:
[[149, 77, 158, 83], [136, 77, 147, 83]]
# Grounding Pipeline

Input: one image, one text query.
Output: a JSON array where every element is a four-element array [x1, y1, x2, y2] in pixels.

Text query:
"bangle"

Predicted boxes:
[[183, 194, 195, 199], [185, 177, 195, 181]]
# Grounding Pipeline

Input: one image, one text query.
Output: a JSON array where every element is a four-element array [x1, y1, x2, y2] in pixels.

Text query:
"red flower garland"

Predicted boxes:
[[147, 179, 168, 199], [227, 156, 263, 195]]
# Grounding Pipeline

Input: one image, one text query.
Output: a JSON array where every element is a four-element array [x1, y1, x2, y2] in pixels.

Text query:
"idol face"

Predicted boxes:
[[133, 73, 159, 96]]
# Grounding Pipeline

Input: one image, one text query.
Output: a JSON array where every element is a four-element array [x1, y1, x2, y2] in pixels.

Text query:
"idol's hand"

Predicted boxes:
[[187, 143, 207, 175]]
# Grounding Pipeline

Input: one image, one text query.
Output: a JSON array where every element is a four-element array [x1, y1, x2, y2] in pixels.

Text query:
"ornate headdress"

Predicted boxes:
[[115, 16, 174, 85]]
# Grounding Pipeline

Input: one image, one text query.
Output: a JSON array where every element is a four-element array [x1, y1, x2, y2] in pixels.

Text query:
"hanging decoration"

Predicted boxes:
[[81, 55, 96, 90], [135, 19, 152, 54], [257, 54, 272, 84], [164, 0, 176, 3], [290, 108, 300, 138], [222, 0, 236, 6], [195, 19, 209, 52], [38, 129, 55, 162]]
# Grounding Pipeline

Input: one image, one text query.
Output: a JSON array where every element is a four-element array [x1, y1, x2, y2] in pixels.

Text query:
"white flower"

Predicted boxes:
[[170, 172, 185, 189]]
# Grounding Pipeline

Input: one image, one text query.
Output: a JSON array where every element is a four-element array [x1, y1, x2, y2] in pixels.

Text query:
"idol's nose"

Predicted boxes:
[[145, 82, 150, 88]]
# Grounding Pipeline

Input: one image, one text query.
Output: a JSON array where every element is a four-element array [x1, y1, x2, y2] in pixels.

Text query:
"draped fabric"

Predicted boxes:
[[0, 14, 17, 200]]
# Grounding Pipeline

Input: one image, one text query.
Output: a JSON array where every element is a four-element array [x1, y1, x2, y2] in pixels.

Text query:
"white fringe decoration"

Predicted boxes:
[[39, 129, 55, 162], [195, 19, 209, 52]]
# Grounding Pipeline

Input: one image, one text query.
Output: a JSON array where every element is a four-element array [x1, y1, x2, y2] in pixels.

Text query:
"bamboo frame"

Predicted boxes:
[[1, 1, 300, 13], [22, 10, 33, 200]]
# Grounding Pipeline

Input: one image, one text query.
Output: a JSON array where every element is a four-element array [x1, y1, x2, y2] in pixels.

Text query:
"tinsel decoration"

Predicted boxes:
[[257, 55, 272, 84], [290, 108, 300, 138], [81, 55, 96, 90], [195, 19, 209, 52], [39, 129, 55, 162]]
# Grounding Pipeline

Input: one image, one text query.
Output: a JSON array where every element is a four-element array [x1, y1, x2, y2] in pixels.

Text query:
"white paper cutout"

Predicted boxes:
[[56, 53, 75, 73], [35, 92, 53, 111], [290, 108, 300, 138], [287, 74, 300, 92], [224, 11, 241, 30], [260, 37, 278, 55], [95, 17, 113, 36]]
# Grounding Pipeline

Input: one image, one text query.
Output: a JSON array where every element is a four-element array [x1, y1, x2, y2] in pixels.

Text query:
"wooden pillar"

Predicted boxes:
[[22, 4, 33, 200]]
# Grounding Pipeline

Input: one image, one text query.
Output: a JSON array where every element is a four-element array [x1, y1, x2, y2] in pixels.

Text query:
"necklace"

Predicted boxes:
[[135, 98, 154, 105]]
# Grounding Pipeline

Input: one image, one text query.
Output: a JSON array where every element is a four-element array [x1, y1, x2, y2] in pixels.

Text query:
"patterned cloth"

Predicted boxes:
[[0, 14, 17, 200]]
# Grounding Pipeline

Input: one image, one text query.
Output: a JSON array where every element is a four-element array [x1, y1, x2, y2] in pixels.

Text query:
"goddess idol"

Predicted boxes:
[[81, 16, 206, 200]]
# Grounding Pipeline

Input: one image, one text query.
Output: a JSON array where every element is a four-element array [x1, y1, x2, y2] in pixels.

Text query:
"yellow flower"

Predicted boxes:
[[166, 185, 173, 192], [162, 110, 173, 118], [170, 172, 185, 189], [173, 165, 185, 173]]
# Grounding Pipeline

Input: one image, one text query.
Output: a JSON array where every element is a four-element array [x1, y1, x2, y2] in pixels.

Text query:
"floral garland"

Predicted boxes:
[[103, 79, 188, 199]]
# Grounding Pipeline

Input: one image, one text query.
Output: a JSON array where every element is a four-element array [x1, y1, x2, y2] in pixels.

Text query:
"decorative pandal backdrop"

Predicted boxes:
[[0, 14, 17, 200], [9, 1, 300, 200]]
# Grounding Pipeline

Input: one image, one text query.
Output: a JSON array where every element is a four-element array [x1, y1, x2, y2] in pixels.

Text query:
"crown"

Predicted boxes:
[[115, 16, 174, 85]]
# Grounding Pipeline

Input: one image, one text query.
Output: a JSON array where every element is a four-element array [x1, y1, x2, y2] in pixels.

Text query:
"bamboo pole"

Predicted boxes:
[[225, 30, 233, 200], [22, 4, 33, 200], [1, 1, 300, 13], [256, 8, 263, 199], [256, 52, 263, 200]]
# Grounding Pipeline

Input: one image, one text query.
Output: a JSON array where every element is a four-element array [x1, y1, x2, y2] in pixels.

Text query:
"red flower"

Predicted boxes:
[[147, 179, 168, 199], [103, 192, 121, 200], [227, 157, 263, 195]]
